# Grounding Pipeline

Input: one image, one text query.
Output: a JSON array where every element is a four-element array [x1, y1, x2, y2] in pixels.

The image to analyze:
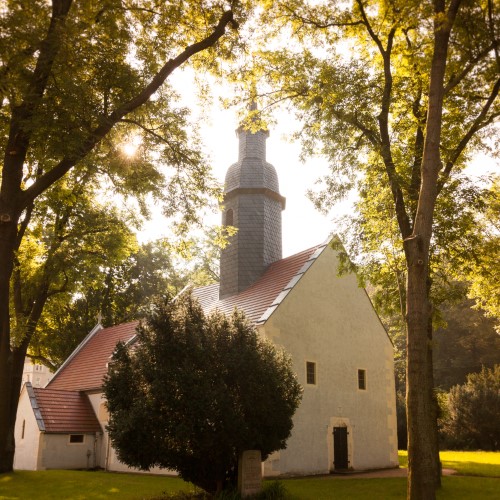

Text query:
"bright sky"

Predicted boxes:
[[136, 70, 498, 259], [200, 106, 339, 257], [138, 72, 346, 258]]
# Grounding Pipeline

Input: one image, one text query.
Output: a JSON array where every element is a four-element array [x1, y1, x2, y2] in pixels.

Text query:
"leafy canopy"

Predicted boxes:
[[440, 365, 500, 451], [241, 0, 499, 314], [103, 293, 302, 494]]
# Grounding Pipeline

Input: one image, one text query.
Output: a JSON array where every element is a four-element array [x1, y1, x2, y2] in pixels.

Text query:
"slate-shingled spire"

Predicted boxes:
[[219, 110, 286, 299]]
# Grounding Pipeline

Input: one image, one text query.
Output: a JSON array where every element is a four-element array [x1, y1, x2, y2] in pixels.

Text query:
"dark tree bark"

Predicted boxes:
[[405, 1, 462, 498]]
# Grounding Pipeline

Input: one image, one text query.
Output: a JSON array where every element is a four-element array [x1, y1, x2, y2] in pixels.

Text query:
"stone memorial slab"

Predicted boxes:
[[238, 450, 262, 497]]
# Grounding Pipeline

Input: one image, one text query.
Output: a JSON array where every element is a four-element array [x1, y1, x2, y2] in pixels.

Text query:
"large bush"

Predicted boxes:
[[440, 365, 500, 450], [103, 294, 302, 494]]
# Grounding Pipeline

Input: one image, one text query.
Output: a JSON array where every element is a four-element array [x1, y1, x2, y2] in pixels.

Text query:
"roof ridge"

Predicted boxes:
[[34, 386, 83, 395]]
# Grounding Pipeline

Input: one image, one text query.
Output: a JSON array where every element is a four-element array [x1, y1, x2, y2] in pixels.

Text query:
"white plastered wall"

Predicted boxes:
[[86, 391, 175, 475], [38, 433, 101, 470], [261, 246, 398, 476], [13, 385, 43, 470]]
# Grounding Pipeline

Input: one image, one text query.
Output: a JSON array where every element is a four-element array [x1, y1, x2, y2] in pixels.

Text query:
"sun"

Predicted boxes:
[[121, 135, 142, 157]]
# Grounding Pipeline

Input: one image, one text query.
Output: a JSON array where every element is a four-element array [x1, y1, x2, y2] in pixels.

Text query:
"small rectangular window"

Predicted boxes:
[[69, 434, 84, 444], [306, 362, 316, 385], [358, 369, 366, 390], [21, 420, 26, 440]]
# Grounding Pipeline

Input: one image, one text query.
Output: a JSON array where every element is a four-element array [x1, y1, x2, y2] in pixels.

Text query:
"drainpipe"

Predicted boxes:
[[105, 430, 111, 471], [93, 433, 99, 469]]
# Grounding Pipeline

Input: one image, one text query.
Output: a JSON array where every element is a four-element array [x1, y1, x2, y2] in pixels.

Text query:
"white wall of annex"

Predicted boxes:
[[13, 386, 42, 470], [39, 433, 101, 470]]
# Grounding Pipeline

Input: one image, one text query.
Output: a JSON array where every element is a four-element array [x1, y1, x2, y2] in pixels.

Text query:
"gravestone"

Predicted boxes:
[[237, 450, 262, 497]]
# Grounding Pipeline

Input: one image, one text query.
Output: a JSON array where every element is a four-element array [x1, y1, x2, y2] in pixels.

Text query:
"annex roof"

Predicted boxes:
[[25, 383, 101, 434], [47, 321, 138, 392], [193, 243, 327, 324]]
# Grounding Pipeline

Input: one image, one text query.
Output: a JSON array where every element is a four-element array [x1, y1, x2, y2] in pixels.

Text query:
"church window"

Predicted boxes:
[[358, 369, 366, 390], [69, 434, 84, 444], [225, 209, 234, 226], [21, 420, 25, 439], [306, 361, 316, 385]]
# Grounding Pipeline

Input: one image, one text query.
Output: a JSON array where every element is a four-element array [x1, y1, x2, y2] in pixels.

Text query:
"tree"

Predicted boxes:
[[440, 365, 500, 450], [0, 0, 248, 472], [433, 298, 500, 390], [12, 169, 138, 371], [243, 1, 499, 498], [32, 234, 222, 369], [103, 293, 302, 495], [467, 178, 500, 331], [31, 239, 183, 369]]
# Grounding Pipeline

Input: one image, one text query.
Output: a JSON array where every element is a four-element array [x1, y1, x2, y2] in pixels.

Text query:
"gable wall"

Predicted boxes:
[[261, 246, 398, 475], [14, 385, 42, 470]]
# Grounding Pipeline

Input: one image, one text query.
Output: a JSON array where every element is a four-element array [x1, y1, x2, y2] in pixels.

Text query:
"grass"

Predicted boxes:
[[280, 476, 500, 500], [1, 452, 498, 500], [0, 470, 195, 500], [398, 450, 500, 477]]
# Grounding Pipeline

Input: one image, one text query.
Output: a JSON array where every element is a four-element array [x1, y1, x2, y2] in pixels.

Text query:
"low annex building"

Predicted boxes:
[[14, 118, 398, 475]]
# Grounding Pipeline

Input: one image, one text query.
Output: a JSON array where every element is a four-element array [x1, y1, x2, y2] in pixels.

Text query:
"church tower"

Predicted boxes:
[[219, 117, 286, 299]]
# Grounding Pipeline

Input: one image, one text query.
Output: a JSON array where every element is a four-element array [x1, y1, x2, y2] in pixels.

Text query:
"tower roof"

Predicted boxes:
[[223, 124, 285, 208]]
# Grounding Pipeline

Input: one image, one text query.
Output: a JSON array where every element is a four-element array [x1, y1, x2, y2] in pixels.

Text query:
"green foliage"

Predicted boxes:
[[242, 0, 499, 329], [0, 1, 245, 224], [466, 178, 500, 331], [11, 171, 137, 364], [103, 293, 302, 495], [30, 239, 184, 368], [440, 365, 500, 451], [0, 0, 251, 471], [26, 221, 223, 369], [433, 300, 500, 390]]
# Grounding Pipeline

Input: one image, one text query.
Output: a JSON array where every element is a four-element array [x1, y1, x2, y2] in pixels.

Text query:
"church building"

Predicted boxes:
[[14, 119, 398, 475]]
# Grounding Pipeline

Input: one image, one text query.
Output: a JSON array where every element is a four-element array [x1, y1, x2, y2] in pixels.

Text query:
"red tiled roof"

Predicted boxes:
[[33, 387, 101, 433], [46, 245, 325, 393], [47, 321, 138, 391], [193, 245, 322, 323]]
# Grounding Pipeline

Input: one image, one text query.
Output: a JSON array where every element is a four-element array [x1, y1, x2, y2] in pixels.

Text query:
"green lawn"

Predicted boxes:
[[1, 452, 499, 500], [398, 450, 500, 477], [0, 470, 195, 500], [281, 476, 499, 500]]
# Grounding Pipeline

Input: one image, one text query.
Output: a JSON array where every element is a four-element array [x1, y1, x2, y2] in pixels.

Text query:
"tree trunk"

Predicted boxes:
[[405, 3, 462, 498], [0, 218, 19, 472], [405, 236, 440, 500]]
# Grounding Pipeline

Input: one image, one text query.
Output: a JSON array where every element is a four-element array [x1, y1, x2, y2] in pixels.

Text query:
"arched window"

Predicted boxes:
[[225, 209, 234, 226]]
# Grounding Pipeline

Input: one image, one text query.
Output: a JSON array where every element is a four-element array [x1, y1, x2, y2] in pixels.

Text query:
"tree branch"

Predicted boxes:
[[25, 353, 58, 372], [2, 0, 73, 204], [280, 3, 364, 30], [438, 77, 500, 193], [444, 41, 499, 94], [356, 0, 387, 57], [21, 9, 236, 208]]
